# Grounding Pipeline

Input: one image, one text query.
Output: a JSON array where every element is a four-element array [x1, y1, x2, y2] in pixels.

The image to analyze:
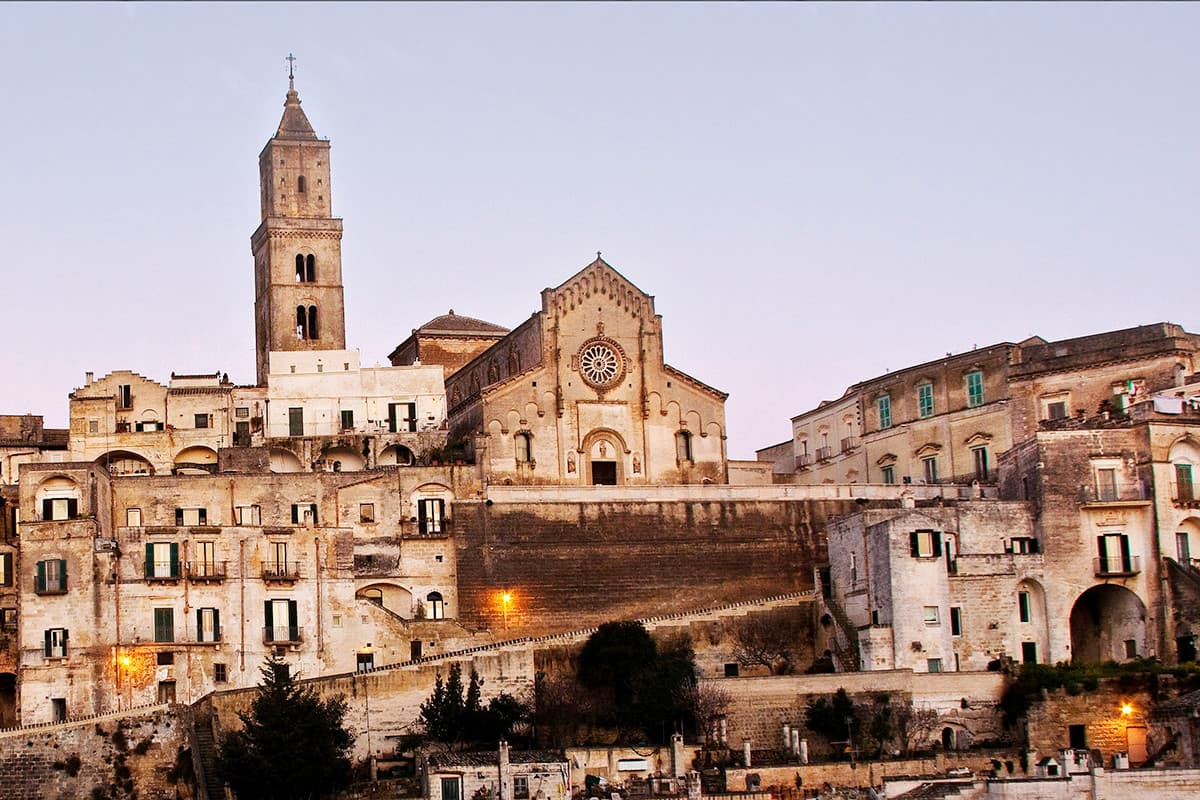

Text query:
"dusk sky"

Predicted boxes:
[[2, 3, 1197, 458]]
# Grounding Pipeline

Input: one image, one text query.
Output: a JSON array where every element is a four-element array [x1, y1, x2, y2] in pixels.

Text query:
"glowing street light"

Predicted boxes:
[[1121, 703, 1134, 717], [502, 591, 513, 630]]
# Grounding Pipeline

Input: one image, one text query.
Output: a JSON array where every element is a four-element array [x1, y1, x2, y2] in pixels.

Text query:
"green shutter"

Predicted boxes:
[[213, 609, 221, 641], [35, 560, 45, 592], [291, 505, 299, 524], [58, 559, 67, 591], [169, 543, 179, 577], [145, 543, 154, 576], [288, 600, 298, 641], [43, 629, 51, 657], [264, 601, 273, 628], [909, 532, 920, 558], [932, 533, 943, 558], [66, 499, 78, 519]]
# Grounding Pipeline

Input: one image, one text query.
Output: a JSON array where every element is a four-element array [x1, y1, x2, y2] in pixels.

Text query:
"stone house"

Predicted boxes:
[[425, 742, 569, 800]]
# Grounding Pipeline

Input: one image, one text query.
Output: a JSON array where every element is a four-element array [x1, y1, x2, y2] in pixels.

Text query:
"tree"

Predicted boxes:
[[419, 663, 530, 748], [680, 681, 732, 745], [893, 702, 940, 755], [217, 656, 353, 800], [804, 688, 859, 759], [729, 609, 805, 675]]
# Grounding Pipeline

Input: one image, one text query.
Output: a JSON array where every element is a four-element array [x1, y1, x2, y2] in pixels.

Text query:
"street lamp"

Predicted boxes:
[[502, 591, 512, 630], [121, 655, 132, 710]]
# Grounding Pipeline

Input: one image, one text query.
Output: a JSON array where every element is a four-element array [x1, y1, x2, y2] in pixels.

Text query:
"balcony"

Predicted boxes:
[[144, 562, 181, 582], [797, 453, 812, 469], [262, 626, 303, 645], [186, 561, 228, 582], [1173, 482, 1199, 508], [815, 446, 833, 462], [840, 437, 859, 453], [262, 562, 301, 583], [1094, 556, 1141, 577], [1080, 483, 1150, 506], [32, 580, 66, 596]]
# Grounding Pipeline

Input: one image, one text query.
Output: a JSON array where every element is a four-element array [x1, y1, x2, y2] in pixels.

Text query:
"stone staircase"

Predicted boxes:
[[192, 711, 225, 800]]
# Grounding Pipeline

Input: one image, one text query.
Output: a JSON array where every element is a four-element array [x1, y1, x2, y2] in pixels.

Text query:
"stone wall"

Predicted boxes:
[[1026, 682, 1153, 763], [725, 751, 1006, 792], [452, 499, 849, 636], [0, 704, 192, 800]]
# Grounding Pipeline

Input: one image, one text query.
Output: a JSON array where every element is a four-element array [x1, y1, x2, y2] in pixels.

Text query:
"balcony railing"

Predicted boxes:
[[1173, 482, 1198, 507], [144, 561, 181, 581], [840, 437, 859, 453], [1080, 483, 1150, 504], [1094, 555, 1141, 577], [797, 453, 812, 468], [815, 446, 833, 462], [186, 561, 228, 581], [33, 580, 66, 596], [262, 626, 303, 645], [262, 562, 301, 582]]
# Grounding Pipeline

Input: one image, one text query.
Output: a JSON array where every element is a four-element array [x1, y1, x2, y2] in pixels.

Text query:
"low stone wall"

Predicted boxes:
[[726, 751, 1005, 792], [1025, 682, 1153, 763], [0, 705, 191, 800]]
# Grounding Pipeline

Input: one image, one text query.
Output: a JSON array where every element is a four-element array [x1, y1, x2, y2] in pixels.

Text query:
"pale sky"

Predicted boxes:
[[2, 3, 1197, 458]]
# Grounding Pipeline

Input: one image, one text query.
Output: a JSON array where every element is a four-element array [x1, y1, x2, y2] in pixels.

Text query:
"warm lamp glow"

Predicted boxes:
[[121, 656, 131, 667], [502, 593, 512, 604], [1121, 703, 1133, 716]]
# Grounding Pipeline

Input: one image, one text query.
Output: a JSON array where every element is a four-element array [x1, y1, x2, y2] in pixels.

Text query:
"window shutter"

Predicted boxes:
[[1120, 536, 1132, 568], [418, 501, 427, 532], [291, 505, 299, 524], [169, 543, 179, 577], [198, 509, 207, 525], [1097, 535, 1106, 558], [910, 532, 920, 557], [175, 508, 184, 525], [288, 600, 298, 640], [59, 559, 67, 590], [407, 403, 417, 432], [41, 499, 52, 521], [264, 601, 273, 628], [43, 629, 51, 657], [932, 534, 943, 558], [145, 543, 154, 575], [1, 553, 11, 587], [196, 608, 202, 641], [66, 499, 78, 519], [1031, 538, 1041, 554], [213, 609, 221, 641], [310, 504, 318, 525], [35, 560, 45, 592]]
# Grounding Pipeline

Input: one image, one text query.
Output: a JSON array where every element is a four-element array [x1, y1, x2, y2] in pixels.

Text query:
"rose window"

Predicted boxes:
[[579, 342, 622, 387]]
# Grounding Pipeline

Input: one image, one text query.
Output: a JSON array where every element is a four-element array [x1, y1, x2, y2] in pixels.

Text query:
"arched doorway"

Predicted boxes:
[[0, 673, 14, 727], [1070, 585, 1147, 664], [582, 429, 626, 486]]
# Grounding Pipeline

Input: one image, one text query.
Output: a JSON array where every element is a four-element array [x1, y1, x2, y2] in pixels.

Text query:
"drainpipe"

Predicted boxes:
[[315, 537, 323, 663], [239, 539, 246, 673]]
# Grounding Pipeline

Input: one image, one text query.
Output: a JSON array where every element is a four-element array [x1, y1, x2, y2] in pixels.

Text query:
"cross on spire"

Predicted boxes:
[[286, 53, 297, 80]]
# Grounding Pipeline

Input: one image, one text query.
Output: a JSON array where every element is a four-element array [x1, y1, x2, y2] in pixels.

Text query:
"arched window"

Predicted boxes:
[[295, 254, 305, 282], [296, 306, 307, 340], [676, 430, 693, 462], [307, 306, 319, 339], [305, 254, 316, 282], [426, 591, 445, 620], [363, 588, 383, 606], [297, 176, 307, 193], [515, 433, 532, 464]]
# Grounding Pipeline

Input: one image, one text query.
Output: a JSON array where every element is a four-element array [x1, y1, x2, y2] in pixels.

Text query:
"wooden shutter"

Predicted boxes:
[[910, 532, 921, 557], [288, 600, 298, 640], [169, 543, 179, 577], [145, 543, 154, 576], [291, 505, 299, 524], [418, 501, 427, 533], [932, 533, 943, 558], [198, 509, 207, 525], [175, 508, 184, 525], [406, 403, 417, 432], [59, 559, 67, 590], [309, 504, 318, 525], [1120, 536, 1132, 570], [264, 601, 273, 629], [196, 608, 203, 641], [35, 560, 45, 592], [43, 629, 51, 657], [213, 609, 221, 642], [0, 553, 11, 587], [388, 403, 398, 433], [66, 499, 78, 519], [41, 499, 52, 521]]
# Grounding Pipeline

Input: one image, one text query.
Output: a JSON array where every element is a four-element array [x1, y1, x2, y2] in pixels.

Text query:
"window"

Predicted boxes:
[[1177, 464, 1195, 502], [922, 456, 938, 484], [966, 370, 984, 407], [1022, 642, 1038, 665], [1096, 468, 1118, 502], [877, 395, 892, 430], [194, 541, 217, 577], [340, 410, 354, 430], [426, 591, 445, 620], [923, 606, 940, 625], [388, 402, 417, 433], [126, 508, 142, 526], [357, 650, 375, 673], [197, 607, 221, 643], [972, 447, 989, 481], [360, 503, 375, 523], [294, 254, 315, 282], [910, 530, 942, 558], [291, 503, 318, 525], [917, 383, 934, 419], [849, 551, 857, 584], [1047, 401, 1068, 420], [363, 588, 383, 606], [0, 553, 11, 588], [265, 599, 299, 643], [265, 541, 291, 579], [515, 432, 532, 464], [134, 420, 164, 432], [41, 497, 78, 521], [1018, 591, 1031, 623], [235, 407, 250, 418], [1178, 531, 1191, 563], [235, 505, 261, 526], [153, 608, 174, 643], [88, 420, 99, 434], [175, 507, 208, 526], [35, 559, 67, 593], [927, 658, 943, 673], [418, 498, 445, 535], [1097, 533, 1133, 574], [1069, 725, 1087, 750], [724, 663, 740, 678], [1010, 537, 1039, 554], [1124, 639, 1137, 659], [117, 384, 132, 410], [145, 542, 180, 579], [297, 175, 306, 193], [881, 465, 895, 485], [44, 628, 68, 658], [214, 663, 227, 683], [950, 607, 962, 636], [289, 407, 304, 436], [157, 651, 175, 666], [513, 777, 529, 800], [194, 413, 210, 429], [308, 306, 318, 339], [676, 430, 693, 462]]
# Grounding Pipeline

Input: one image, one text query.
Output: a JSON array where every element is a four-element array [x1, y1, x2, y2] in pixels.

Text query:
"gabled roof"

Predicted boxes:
[[275, 79, 317, 141]]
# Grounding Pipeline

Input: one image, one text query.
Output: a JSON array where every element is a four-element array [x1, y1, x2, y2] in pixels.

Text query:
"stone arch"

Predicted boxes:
[[1175, 517, 1200, 563], [1070, 584, 1148, 664], [94, 450, 155, 477], [357, 582, 413, 616], [581, 428, 628, 486], [379, 444, 414, 466], [269, 448, 304, 473], [1015, 578, 1050, 664], [174, 446, 217, 475], [322, 446, 365, 472]]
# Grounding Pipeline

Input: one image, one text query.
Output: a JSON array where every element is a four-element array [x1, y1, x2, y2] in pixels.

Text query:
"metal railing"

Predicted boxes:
[[33, 579, 67, 595], [262, 626, 303, 644], [144, 561, 181, 580], [262, 562, 301, 581], [840, 437, 859, 453], [186, 561, 227, 581], [1080, 483, 1149, 503], [1094, 555, 1141, 577], [815, 446, 833, 462], [796, 453, 812, 468]]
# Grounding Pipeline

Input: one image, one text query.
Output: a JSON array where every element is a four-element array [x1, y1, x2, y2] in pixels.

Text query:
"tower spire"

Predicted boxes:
[[286, 52, 297, 91]]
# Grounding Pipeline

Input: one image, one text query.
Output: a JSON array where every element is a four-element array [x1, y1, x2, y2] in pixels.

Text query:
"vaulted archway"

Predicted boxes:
[[1070, 584, 1147, 664]]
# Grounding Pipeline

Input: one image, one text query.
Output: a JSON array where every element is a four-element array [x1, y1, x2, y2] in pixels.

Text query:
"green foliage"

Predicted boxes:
[[804, 688, 858, 751], [217, 656, 353, 800], [419, 663, 530, 748]]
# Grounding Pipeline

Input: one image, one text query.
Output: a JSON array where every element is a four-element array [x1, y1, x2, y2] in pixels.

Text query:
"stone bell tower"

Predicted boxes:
[[251, 61, 346, 384]]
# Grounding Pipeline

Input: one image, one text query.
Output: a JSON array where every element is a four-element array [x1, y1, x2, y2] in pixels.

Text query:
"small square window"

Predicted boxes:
[[88, 420, 99, 434], [235, 407, 250, 419], [724, 663, 740, 677], [214, 663, 227, 683], [359, 503, 375, 523], [923, 606, 940, 625], [156, 651, 175, 666], [514, 777, 529, 800], [194, 414, 210, 429], [332, 614, 342, 628], [927, 658, 943, 673]]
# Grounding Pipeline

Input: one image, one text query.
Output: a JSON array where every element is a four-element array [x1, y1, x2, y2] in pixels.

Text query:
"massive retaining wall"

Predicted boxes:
[[452, 498, 857, 636]]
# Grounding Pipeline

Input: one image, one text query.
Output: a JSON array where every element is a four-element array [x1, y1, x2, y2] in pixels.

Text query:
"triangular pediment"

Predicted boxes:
[[544, 256, 656, 320], [964, 432, 993, 447], [913, 443, 943, 458]]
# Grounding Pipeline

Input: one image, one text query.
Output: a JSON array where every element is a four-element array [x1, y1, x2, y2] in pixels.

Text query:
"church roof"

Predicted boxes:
[[415, 310, 509, 337], [275, 79, 317, 140]]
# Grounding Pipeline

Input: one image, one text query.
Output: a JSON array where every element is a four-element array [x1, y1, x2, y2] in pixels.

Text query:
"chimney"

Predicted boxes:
[[499, 739, 510, 799], [670, 733, 685, 778], [85, 371, 94, 385]]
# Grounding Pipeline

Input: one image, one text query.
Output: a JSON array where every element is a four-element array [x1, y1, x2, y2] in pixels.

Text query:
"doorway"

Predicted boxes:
[[591, 461, 617, 485]]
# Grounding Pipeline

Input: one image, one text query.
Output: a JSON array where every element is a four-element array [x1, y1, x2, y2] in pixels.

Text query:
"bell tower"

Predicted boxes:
[[251, 61, 346, 384]]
